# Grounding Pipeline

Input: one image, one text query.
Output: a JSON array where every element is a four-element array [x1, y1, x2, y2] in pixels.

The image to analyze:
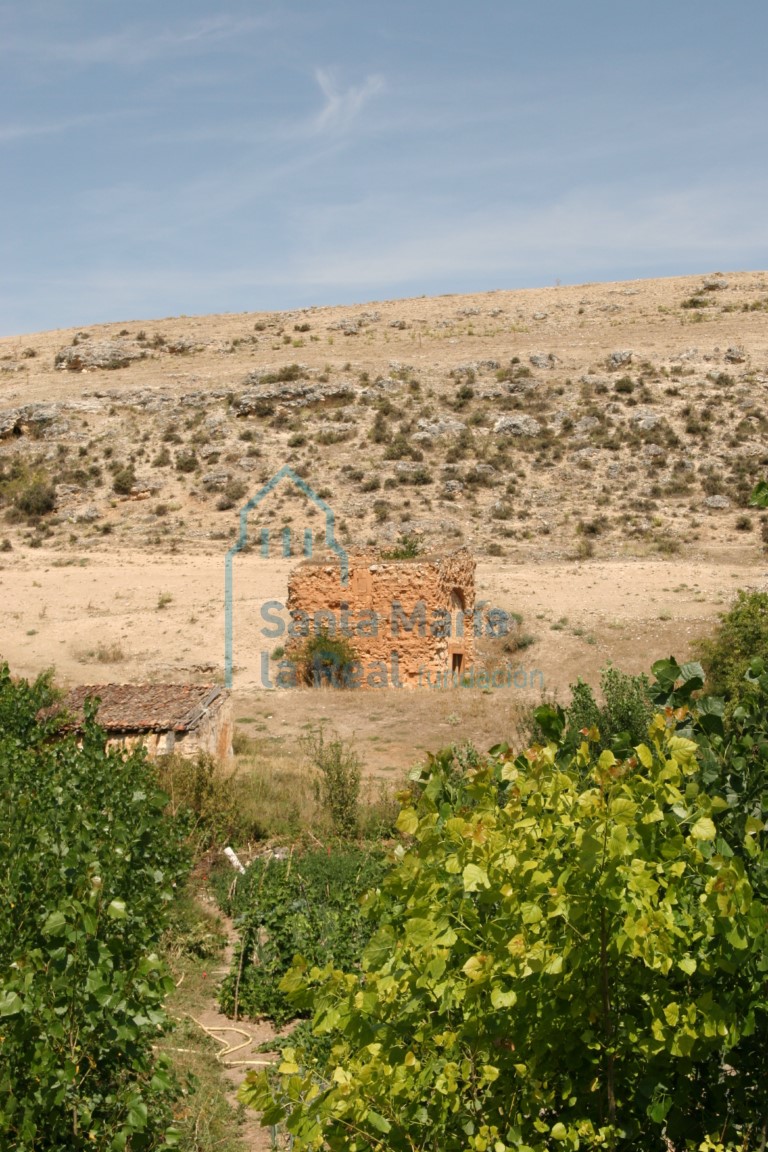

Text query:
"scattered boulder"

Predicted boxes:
[[705, 495, 731, 509], [69, 505, 100, 524], [573, 416, 600, 436], [608, 349, 633, 369], [529, 353, 559, 369], [502, 375, 539, 396], [0, 403, 65, 439], [201, 470, 231, 492], [493, 414, 541, 436], [0, 407, 22, 438], [702, 276, 729, 291], [724, 346, 747, 363], [234, 380, 354, 412], [629, 410, 662, 431], [414, 417, 466, 441], [54, 340, 146, 372]]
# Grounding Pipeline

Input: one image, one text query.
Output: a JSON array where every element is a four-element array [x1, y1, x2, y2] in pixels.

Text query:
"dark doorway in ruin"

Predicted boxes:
[[452, 652, 464, 676]]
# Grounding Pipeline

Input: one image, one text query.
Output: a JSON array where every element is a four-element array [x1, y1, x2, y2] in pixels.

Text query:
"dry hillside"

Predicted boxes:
[[1, 271, 767, 766]]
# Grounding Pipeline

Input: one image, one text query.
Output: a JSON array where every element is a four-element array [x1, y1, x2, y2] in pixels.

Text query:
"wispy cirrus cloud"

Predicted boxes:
[[1, 13, 276, 68], [311, 68, 385, 135], [0, 111, 128, 145]]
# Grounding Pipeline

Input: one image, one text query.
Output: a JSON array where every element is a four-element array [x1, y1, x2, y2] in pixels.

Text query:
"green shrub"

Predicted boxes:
[[382, 533, 421, 559], [304, 725, 361, 838], [556, 665, 655, 754], [14, 479, 56, 517], [216, 846, 386, 1026], [259, 363, 306, 384], [215, 478, 248, 511], [111, 466, 136, 495], [155, 752, 257, 853], [697, 590, 768, 709], [246, 713, 768, 1150], [294, 627, 359, 688], [175, 450, 198, 474], [0, 666, 187, 1148]]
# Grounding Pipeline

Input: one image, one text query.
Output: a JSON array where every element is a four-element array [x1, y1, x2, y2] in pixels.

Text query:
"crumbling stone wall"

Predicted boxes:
[[285, 548, 476, 688]]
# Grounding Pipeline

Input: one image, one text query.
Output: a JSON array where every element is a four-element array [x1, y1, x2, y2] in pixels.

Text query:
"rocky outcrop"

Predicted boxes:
[[234, 379, 355, 412], [493, 414, 541, 436], [55, 340, 147, 372]]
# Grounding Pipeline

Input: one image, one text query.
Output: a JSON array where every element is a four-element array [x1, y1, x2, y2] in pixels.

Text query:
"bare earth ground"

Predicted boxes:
[[1, 271, 768, 762], [1, 545, 765, 774]]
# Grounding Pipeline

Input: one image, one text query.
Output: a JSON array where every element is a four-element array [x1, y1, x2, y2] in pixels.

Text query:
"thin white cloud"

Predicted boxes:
[[0, 111, 126, 144], [311, 68, 385, 135], [2, 14, 275, 68]]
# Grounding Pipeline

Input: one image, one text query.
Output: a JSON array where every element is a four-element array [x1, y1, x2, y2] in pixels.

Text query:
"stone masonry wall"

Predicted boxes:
[[285, 548, 476, 688]]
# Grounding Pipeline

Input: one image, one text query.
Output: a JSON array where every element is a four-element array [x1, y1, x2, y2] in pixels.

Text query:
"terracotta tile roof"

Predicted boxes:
[[54, 683, 224, 733]]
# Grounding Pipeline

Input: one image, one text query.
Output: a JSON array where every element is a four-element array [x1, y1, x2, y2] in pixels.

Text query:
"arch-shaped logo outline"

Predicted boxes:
[[224, 464, 349, 688]]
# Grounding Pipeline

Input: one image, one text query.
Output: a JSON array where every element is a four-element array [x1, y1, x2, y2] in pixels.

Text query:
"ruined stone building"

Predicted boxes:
[[283, 547, 476, 688], [51, 683, 233, 759]]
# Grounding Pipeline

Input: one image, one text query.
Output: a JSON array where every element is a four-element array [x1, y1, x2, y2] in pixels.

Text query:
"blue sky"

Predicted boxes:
[[2, 0, 767, 335]]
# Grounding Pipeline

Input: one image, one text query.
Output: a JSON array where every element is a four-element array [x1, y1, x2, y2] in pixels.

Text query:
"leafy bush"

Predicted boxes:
[[175, 450, 198, 474], [304, 726, 361, 838], [13, 479, 56, 517], [259, 363, 306, 385], [112, 465, 136, 495], [216, 847, 386, 1026], [0, 665, 188, 1149], [697, 590, 768, 709], [381, 533, 421, 560], [294, 628, 359, 688], [545, 665, 655, 756], [245, 706, 768, 1151], [155, 752, 258, 853]]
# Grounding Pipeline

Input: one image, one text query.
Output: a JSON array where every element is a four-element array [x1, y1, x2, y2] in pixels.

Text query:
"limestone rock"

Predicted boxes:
[[414, 417, 466, 440], [724, 346, 747, 363], [202, 470, 231, 492], [705, 495, 731, 509], [629, 409, 662, 431], [54, 340, 146, 372], [493, 414, 541, 436], [234, 380, 354, 412], [573, 416, 600, 436], [69, 505, 100, 523], [609, 349, 633, 368]]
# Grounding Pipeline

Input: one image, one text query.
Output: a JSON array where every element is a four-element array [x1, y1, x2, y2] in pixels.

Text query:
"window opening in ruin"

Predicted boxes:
[[450, 588, 465, 612]]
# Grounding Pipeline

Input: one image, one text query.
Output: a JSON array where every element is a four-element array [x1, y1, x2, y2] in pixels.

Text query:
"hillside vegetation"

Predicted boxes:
[[1, 271, 767, 563]]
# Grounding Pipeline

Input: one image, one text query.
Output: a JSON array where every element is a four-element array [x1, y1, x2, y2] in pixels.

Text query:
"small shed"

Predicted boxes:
[[54, 683, 233, 760]]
